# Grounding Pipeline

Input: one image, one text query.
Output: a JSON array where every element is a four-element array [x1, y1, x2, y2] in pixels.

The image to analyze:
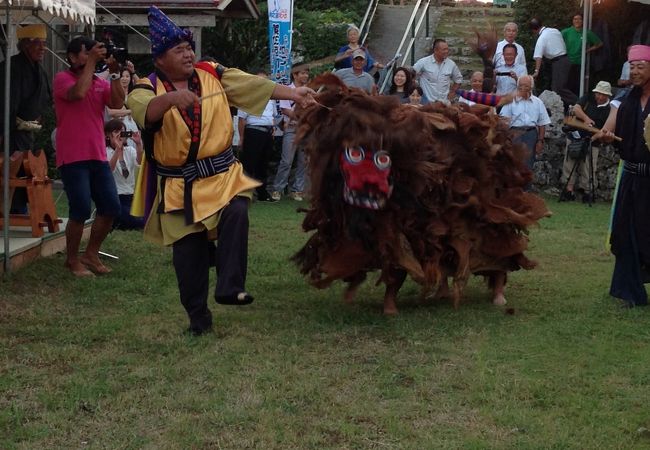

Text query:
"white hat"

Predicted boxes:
[[351, 49, 366, 60], [592, 81, 612, 97]]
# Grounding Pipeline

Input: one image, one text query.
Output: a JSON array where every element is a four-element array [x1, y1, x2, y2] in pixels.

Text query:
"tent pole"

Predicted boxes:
[[579, 0, 588, 97], [3, 4, 13, 275]]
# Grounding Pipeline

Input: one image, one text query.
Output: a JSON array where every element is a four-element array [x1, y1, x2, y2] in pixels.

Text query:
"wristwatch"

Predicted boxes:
[[109, 73, 120, 81]]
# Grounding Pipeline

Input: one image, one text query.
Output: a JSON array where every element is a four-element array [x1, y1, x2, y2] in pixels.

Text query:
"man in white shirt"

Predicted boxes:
[[238, 71, 278, 202], [529, 17, 576, 109], [499, 75, 551, 180], [413, 39, 463, 104], [494, 44, 528, 95], [493, 22, 526, 69]]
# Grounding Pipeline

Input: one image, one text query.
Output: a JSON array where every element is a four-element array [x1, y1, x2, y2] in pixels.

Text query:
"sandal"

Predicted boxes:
[[215, 292, 254, 305]]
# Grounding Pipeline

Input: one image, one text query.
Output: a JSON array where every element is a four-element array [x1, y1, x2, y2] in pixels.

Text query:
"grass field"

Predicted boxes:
[[2, 196, 650, 449]]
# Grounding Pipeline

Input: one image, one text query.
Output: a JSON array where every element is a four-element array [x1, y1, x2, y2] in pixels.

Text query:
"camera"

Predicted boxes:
[[120, 130, 133, 138], [495, 72, 512, 77], [103, 38, 128, 63]]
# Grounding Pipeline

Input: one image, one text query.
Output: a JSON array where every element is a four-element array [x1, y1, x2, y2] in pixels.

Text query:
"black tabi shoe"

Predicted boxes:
[[215, 292, 255, 306], [559, 191, 576, 202]]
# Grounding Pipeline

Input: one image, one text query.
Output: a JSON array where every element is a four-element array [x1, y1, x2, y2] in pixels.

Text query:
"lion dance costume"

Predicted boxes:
[[293, 75, 550, 314]]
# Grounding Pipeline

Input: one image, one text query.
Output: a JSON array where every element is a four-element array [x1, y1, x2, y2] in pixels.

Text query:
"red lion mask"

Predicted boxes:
[[340, 146, 393, 210]]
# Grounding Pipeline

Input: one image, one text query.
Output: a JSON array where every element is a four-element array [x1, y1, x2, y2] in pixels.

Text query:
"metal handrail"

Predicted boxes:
[[359, 0, 379, 44], [379, 0, 430, 94], [400, 0, 430, 67], [361, 0, 380, 45]]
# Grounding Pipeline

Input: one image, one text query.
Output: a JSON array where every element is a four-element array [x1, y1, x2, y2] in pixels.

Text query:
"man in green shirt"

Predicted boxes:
[[562, 13, 603, 96]]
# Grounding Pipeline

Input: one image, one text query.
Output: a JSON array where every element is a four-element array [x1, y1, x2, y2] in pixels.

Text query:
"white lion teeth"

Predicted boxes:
[[342, 188, 387, 210]]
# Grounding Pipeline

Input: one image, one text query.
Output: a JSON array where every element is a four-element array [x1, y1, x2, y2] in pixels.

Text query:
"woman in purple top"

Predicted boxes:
[[334, 25, 383, 72]]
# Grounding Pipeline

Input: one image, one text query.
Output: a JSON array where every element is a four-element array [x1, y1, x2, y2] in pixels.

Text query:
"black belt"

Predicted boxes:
[[512, 126, 537, 131], [246, 125, 273, 132], [623, 161, 650, 177], [156, 147, 235, 184], [548, 54, 567, 63]]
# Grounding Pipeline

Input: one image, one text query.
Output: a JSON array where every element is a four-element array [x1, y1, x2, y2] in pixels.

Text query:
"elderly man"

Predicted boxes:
[[127, 7, 314, 335], [414, 39, 462, 104], [494, 43, 528, 95], [494, 22, 526, 69], [597, 45, 650, 308], [562, 13, 603, 97], [530, 17, 576, 109], [54, 37, 125, 277], [499, 75, 551, 179], [560, 81, 612, 203], [0, 24, 51, 213], [335, 49, 377, 95]]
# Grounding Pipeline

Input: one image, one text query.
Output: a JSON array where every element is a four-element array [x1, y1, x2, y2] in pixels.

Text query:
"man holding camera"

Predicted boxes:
[[559, 81, 612, 203], [494, 44, 527, 95], [54, 36, 125, 277]]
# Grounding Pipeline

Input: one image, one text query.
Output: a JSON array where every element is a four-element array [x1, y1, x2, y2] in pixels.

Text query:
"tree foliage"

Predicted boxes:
[[202, 1, 368, 70]]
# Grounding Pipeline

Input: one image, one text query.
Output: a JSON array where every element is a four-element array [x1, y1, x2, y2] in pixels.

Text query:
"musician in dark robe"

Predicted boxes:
[[598, 45, 650, 307], [0, 24, 52, 212]]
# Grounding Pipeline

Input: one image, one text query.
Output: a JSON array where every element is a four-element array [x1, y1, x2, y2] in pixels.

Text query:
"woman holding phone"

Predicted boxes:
[[105, 119, 144, 230]]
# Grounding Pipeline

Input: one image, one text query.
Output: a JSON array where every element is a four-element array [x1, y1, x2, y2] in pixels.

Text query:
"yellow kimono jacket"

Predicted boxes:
[[127, 64, 275, 245]]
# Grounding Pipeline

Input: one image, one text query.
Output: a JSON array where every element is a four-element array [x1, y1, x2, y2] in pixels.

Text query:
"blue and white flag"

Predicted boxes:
[[268, 0, 293, 85]]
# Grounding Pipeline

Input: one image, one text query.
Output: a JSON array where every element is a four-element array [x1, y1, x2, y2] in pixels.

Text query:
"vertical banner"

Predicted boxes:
[[268, 0, 293, 85]]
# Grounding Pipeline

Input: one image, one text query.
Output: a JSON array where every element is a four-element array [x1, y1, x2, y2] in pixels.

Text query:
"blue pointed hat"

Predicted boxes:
[[148, 5, 195, 58]]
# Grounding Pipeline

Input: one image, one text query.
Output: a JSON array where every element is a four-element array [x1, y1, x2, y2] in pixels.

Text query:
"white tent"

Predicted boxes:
[[0, 0, 94, 24], [2, 0, 95, 273]]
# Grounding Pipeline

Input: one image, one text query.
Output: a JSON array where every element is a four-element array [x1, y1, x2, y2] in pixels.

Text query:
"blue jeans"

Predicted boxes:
[[59, 160, 120, 222], [273, 129, 306, 194]]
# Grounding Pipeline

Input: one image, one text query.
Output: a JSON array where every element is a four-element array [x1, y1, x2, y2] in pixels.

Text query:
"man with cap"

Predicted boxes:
[[0, 24, 52, 213], [559, 80, 612, 203], [127, 6, 314, 336], [597, 45, 650, 308], [54, 36, 125, 277], [413, 39, 462, 104], [334, 49, 377, 95]]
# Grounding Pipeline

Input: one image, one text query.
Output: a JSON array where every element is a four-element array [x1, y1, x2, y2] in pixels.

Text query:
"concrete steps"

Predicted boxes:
[[366, 4, 515, 84], [428, 6, 514, 79]]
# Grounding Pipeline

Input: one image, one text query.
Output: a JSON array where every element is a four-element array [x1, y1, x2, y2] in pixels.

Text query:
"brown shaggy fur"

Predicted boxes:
[[292, 74, 551, 313]]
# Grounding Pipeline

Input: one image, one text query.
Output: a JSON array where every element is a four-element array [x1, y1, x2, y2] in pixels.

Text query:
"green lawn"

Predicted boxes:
[[2, 196, 650, 449]]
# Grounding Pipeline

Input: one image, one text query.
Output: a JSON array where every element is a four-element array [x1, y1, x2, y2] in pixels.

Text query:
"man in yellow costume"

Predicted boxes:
[[128, 6, 314, 335]]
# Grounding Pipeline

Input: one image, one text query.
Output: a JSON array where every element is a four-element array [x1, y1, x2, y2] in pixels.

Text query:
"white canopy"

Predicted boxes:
[[0, 0, 95, 24]]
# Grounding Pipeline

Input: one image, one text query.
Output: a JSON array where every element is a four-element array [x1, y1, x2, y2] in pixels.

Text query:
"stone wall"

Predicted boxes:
[[533, 90, 619, 201]]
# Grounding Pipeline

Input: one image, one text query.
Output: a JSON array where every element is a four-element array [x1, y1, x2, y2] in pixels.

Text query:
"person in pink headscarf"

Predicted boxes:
[[597, 45, 650, 307]]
